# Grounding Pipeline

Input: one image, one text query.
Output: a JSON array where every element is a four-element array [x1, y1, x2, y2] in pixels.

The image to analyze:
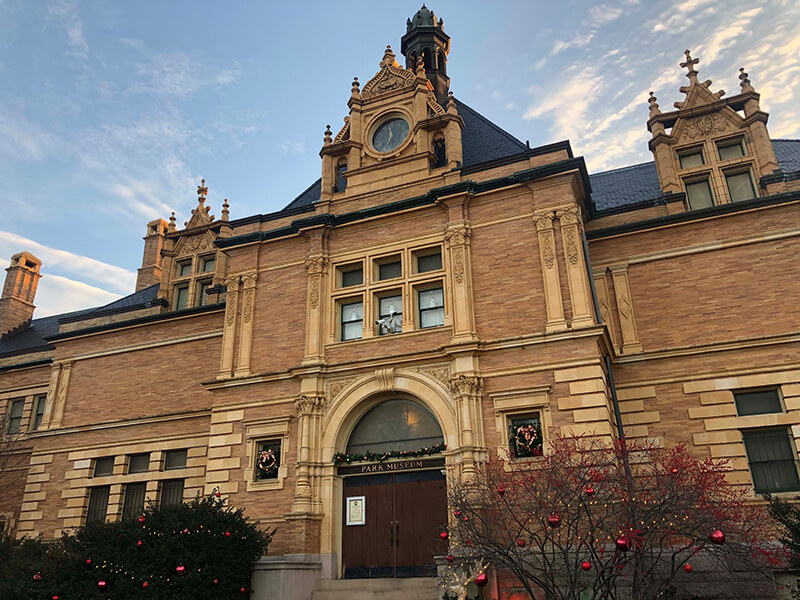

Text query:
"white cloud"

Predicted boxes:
[[0, 231, 135, 295], [130, 53, 241, 99], [279, 139, 307, 154], [694, 7, 763, 66], [46, 0, 88, 59], [587, 5, 624, 26], [0, 109, 56, 162], [551, 33, 595, 56]]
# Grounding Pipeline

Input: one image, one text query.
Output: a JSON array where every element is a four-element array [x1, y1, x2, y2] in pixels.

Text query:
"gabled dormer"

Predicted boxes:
[[318, 40, 464, 204], [647, 50, 782, 211]]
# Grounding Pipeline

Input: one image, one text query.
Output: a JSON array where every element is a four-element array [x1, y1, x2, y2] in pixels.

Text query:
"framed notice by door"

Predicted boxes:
[[346, 496, 366, 526]]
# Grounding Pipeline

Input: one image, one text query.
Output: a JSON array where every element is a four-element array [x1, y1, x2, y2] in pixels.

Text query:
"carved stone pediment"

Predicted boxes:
[[361, 47, 416, 100], [175, 231, 215, 257]]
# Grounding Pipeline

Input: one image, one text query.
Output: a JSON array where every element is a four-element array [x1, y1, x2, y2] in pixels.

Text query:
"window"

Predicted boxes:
[[735, 390, 782, 416], [718, 139, 745, 161], [415, 250, 442, 274], [378, 259, 402, 281], [7, 399, 24, 435], [174, 286, 189, 310], [121, 482, 147, 521], [432, 135, 447, 168], [377, 294, 402, 335], [742, 429, 800, 493], [255, 440, 281, 481], [128, 453, 151, 474], [196, 280, 212, 306], [341, 301, 364, 341], [508, 414, 543, 459], [86, 486, 110, 523], [176, 260, 192, 278], [685, 179, 714, 210], [418, 287, 444, 328], [678, 148, 704, 169], [161, 479, 185, 506], [340, 266, 363, 288], [201, 256, 216, 273], [93, 456, 115, 477], [30, 395, 46, 431], [335, 159, 347, 193], [725, 171, 756, 202], [164, 449, 187, 470]]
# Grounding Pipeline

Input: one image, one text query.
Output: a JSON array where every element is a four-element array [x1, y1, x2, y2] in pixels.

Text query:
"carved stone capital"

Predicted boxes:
[[448, 374, 483, 398], [533, 210, 555, 231], [241, 271, 258, 289], [304, 255, 327, 276], [295, 394, 327, 416], [444, 223, 471, 246], [225, 275, 242, 293], [555, 206, 582, 227]]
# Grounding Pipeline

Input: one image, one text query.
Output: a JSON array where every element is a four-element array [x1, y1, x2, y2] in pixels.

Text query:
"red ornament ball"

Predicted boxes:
[[176, 565, 186, 574], [439, 531, 449, 540], [581, 560, 591, 571], [225, 531, 232, 538], [548, 513, 562, 528], [474, 572, 488, 588], [215, 491, 221, 498], [138, 515, 145, 524], [616, 535, 631, 552], [585, 486, 595, 497], [670, 467, 679, 475], [142, 581, 149, 589], [182, 528, 189, 534], [453, 510, 461, 518], [84, 558, 92, 566], [446, 554, 454, 563], [213, 579, 219, 585], [516, 538, 527, 548], [33, 573, 42, 581], [498, 484, 505, 497], [684, 563, 693, 573], [463, 515, 468, 522], [52, 596, 60, 600], [97, 580, 107, 589], [710, 529, 726, 545], [240, 587, 247, 593], [136, 540, 144, 548]]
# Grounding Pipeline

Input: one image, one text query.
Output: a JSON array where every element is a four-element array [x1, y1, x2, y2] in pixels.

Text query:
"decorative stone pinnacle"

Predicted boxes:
[[168, 212, 176, 231], [416, 55, 425, 77], [680, 49, 699, 81], [648, 91, 661, 117], [380, 45, 397, 68], [447, 90, 458, 115], [323, 124, 332, 146], [221, 198, 230, 222], [197, 178, 208, 201], [739, 67, 753, 91], [351, 76, 360, 94]]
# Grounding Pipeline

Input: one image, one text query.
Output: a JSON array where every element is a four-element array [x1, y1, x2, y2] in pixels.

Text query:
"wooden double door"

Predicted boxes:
[[342, 469, 448, 578]]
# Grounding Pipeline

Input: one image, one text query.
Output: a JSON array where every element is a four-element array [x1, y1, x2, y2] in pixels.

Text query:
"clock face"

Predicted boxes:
[[371, 117, 410, 153]]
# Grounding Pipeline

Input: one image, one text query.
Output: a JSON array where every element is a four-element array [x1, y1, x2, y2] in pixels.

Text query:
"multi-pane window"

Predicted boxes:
[[725, 171, 756, 202], [128, 453, 151, 474], [7, 399, 24, 434], [717, 139, 745, 161], [685, 179, 714, 210], [161, 479, 185, 506], [30, 395, 46, 431], [164, 449, 187, 470], [678, 148, 704, 169], [174, 286, 189, 310], [742, 429, 800, 494], [86, 486, 110, 523], [416, 251, 442, 274], [93, 456, 115, 477], [734, 389, 782, 416], [196, 280, 212, 306], [418, 287, 445, 328], [341, 301, 364, 341], [378, 259, 402, 281], [201, 256, 216, 273], [377, 295, 402, 335], [340, 266, 363, 288], [508, 413, 543, 459], [176, 260, 192, 278], [121, 482, 147, 521]]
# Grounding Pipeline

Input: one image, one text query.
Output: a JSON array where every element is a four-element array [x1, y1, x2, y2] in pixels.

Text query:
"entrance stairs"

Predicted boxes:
[[311, 577, 440, 600]]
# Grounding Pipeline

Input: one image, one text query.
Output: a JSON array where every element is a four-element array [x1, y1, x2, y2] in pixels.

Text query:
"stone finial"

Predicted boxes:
[[739, 67, 754, 92], [680, 49, 700, 82], [446, 91, 458, 115], [197, 178, 208, 202], [380, 45, 398, 68], [323, 124, 332, 146], [221, 198, 230, 222], [416, 55, 426, 78], [648, 91, 661, 117], [351, 76, 360, 97], [168, 212, 177, 231]]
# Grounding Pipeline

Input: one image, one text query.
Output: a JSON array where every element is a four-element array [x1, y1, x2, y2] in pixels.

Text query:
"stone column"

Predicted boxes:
[[303, 255, 328, 365], [449, 374, 483, 476], [293, 394, 327, 514], [556, 206, 594, 328], [444, 222, 477, 342], [50, 360, 72, 428], [234, 272, 257, 377], [218, 275, 240, 378], [533, 211, 567, 332], [609, 265, 643, 355]]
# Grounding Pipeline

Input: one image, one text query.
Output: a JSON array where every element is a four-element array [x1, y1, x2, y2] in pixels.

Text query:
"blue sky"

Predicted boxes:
[[1, 0, 798, 317]]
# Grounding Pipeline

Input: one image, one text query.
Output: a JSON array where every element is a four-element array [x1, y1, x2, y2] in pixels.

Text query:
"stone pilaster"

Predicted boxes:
[[218, 275, 241, 379], [609, 265, 643, 355], [303, 255, 328, 365], [444, 222, 477, 342], [556, 206, 594, 328], [293, 393, 327, 514], [592, 268, 616, 348], [234, 271, 257, 377], [49, 360, 72, 429], [448, 374, 484, 476], [533, 210, 567, 332]]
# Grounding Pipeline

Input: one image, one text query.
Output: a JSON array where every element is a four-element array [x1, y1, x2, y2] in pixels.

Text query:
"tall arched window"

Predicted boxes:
[[432, 133, 447, 168], [346, 399, 443, 455], [422, 48, 432, 71], [335, 158, 347, 193], [437, 50, 446, 75]]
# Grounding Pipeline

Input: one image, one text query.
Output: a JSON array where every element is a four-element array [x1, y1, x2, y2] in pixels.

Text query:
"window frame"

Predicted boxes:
[[163, 449, 188, 471], [684, 177, 715, 211], [724, 169, 757, 203], [734, 389, 783, 417], [196, 279, 213, 306], [6, 399, 24, 435], [173, 284, 190, 311], [375, 255, 403, 282], [741, 427, 800, 494], [121, 482, 147, 521], [244, 416, 291, 491], [160, 478, 185, 506], [339, 298, 365, 341], [716, 137, 747, 162], [86, 485, 111, 524], [375, 290, 403, 335], [337, 262, 364, 289], [128, 452, 151, 474], [200, 255, 216, 273], [93, 456, 115, 478], [677, 146, 705, 170], [30, 395, 46, 431], [416, 284, 445, 329], [175, 259, 193, 279], [412, 247, 443, 275]]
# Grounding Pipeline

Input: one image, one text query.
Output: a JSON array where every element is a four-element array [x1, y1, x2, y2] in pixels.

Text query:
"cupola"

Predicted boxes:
[[401, 5, 451, 105]]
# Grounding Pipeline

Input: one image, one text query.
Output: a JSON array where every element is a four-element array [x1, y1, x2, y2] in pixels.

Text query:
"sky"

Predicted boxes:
[[1, 0, 799, 317]]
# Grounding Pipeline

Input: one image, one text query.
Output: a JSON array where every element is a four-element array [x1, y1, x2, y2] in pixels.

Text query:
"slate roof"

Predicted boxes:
[[282, 98, 527, 211], [83, 283, 159, 315], [589, 139, 800, 213]]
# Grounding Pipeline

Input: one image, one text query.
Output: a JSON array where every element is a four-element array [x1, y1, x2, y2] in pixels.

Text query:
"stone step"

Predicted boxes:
[[312, 577, 440, 600]]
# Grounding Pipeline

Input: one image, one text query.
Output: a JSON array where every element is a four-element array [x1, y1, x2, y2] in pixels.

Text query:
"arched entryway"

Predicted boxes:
[[339, 398, 449, 578]]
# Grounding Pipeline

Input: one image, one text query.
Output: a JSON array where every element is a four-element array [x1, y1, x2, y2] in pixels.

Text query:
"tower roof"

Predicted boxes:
[[407, 4, 441, 31]]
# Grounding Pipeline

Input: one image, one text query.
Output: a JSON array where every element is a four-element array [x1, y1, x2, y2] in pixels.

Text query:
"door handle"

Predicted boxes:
[[389, 520, 395, 546], [394, 521, 399, 547]]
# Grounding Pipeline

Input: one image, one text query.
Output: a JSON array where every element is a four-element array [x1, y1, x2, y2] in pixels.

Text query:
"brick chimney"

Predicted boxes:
[[0, 252, 42, 336], [136, 218, 169, 292]]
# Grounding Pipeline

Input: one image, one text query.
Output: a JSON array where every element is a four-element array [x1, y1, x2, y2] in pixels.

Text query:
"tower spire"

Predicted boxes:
[[400, 5, 451, 105]]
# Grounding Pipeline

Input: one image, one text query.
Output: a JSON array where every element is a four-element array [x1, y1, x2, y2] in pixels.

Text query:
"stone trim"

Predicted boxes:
[[244, 415, 291, 492]]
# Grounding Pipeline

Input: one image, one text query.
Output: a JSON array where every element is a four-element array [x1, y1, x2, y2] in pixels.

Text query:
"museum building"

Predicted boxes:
[[1, 6, 800, 599]]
